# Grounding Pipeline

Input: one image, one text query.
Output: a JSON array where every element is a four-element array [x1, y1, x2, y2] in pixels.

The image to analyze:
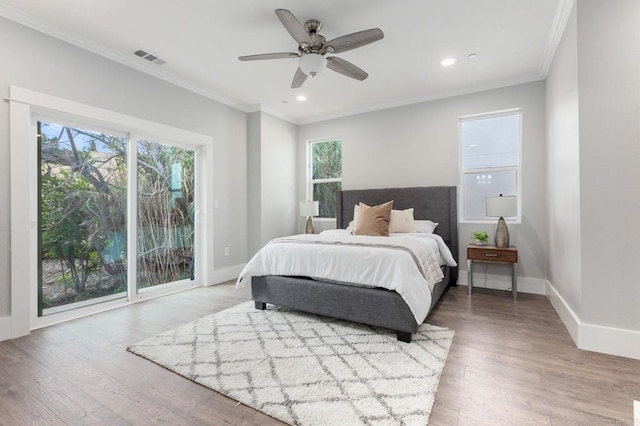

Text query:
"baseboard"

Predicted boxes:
[[546, 280, 640, 361], [579, 321, 640, 361], [457, 271, 546, 295], [545, 280, 580, 343], [210, 263, 246, 285], [0, 316, 11, 342]]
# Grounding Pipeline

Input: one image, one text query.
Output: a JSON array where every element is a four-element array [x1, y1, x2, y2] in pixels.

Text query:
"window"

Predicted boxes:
[[459, 109, 521, 222], [38, 120, 129, 315], [35, 120, 200, 323], [9, 86, 213, 335], [308, 139, 342, 218]]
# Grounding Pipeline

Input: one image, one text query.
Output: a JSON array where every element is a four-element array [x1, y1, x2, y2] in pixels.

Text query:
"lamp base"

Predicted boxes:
[[495, 217, 510, 248], [305, 216, 314, 234]]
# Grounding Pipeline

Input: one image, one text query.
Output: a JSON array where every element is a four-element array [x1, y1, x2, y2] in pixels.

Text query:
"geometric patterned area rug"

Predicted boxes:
[[127, 301, 454, 426]]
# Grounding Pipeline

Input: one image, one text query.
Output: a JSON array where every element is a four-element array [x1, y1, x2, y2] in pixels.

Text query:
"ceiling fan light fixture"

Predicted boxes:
[[299, 53, 327, 77], [240, 10, 384, 88]]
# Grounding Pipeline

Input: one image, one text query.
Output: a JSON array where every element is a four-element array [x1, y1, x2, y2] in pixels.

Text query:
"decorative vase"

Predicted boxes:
[[305, 216, 315, 234], [495, 216, 509, 248], [474, 239, 485, 246]]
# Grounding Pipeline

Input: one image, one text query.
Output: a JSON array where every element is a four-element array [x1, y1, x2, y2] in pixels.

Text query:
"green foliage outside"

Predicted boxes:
[[137, 141, 195, 288], [312, 140, 342, 218], [39, 122, 194, 310]]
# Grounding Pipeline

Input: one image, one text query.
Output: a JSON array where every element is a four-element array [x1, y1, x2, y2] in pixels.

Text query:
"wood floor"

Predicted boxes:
[[0, 283, 638, 425]]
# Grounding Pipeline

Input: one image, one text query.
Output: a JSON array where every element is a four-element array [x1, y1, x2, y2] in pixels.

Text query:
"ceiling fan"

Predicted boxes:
[[239, 9, 384, 88]]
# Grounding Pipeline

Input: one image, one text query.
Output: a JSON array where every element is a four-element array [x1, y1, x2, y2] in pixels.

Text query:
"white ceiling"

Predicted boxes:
[[0, 0, 572, 124]]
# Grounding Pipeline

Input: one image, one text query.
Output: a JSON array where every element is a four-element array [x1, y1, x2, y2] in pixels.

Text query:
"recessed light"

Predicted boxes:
[[296, 95, 307, 101], [468, 53, 478, 59], [441, 58, 456, 67]]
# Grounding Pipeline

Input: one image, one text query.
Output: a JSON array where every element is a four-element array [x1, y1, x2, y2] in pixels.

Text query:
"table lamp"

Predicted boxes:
[[486, 195, 517, 248], [299, 201, 319, 234]]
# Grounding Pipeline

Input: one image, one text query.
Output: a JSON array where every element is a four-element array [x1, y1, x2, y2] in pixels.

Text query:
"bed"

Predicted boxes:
[[238, 186, 458, 342]]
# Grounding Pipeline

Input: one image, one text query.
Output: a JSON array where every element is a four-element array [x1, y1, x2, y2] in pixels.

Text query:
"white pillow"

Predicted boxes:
[[351, 203, 363, 232], [353, 203, 360, 223], [414, 219, 439, 234], [388, 208, 416, 233], [352, 204, 416, 233], [346, 220, 355, 233]]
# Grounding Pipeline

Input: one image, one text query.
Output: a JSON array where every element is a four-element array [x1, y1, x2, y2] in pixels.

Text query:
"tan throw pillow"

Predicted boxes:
[[389, 208, 416, 233], [354, 201, 394, 236]]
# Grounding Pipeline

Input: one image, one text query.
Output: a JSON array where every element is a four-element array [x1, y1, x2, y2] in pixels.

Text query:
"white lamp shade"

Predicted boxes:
[[299, 201, 319, 217], [299, 53, 326, 77], [486, 196, 517, 218]]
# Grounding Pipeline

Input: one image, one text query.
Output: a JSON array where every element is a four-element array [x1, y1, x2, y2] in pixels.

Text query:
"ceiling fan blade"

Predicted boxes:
[[275, 9, 312, 45], [291, 67, 308, 88], [239, 52, 299, 61], [327, 28, 384, 54], [326, 57, 368, 81]]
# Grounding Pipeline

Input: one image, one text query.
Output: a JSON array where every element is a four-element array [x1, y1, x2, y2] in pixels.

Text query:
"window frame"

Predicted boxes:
[[306, 137, 342, 221], [9, 85, 213, 336], [458, 108, 522, 224]]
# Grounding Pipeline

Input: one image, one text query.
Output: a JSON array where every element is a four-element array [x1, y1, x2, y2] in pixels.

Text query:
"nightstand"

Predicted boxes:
[[467, 244, 518, 300]]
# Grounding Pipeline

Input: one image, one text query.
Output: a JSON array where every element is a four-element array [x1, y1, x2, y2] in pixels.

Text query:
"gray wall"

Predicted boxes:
[[297, 81, 548, 283], [247, 112, 263, 257], [546, 0, 640, 338], [546, 5, 582, 318], [260, 113, 298, 243], [577, 0, 640, 331], [0, 17, 249, 316], [247, 111, 298, 257]]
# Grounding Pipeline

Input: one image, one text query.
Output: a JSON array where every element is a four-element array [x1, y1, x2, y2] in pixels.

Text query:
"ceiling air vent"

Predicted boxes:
[[133, 49, 166, 66]]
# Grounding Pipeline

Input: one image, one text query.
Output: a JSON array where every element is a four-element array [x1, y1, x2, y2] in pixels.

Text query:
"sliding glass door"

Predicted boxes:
[[38, 121, 128, 315], [136, 140, 195, 292], [37, 121, 198, 320]]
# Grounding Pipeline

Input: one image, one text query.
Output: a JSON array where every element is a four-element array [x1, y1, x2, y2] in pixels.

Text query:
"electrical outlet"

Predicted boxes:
[[224, 247, 229, 256]]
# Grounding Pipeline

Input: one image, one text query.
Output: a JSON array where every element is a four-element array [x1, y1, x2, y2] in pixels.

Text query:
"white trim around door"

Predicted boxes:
[[8, 86, 215, 338]]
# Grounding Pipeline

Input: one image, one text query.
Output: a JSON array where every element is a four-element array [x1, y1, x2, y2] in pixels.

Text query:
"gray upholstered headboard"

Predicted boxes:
[[336, 186, 458, 280]]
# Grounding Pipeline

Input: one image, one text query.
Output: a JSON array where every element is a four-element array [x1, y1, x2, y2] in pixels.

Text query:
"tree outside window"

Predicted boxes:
[[309, 139, 342, 218]]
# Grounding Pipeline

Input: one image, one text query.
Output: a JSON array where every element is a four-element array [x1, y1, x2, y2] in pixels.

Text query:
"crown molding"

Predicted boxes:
[[243, 104, 299, 125], [538, 0, 575, 77], [0, 4, 250, 113], [258, 105, 299, 125], [245, 104, 262, 114]]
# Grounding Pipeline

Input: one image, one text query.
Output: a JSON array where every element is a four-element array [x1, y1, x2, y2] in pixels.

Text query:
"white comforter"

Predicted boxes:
[[236, 230, 457, 323]]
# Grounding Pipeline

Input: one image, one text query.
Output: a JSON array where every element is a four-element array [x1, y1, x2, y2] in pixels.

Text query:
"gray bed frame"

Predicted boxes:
[[251, 186, 458, 342]]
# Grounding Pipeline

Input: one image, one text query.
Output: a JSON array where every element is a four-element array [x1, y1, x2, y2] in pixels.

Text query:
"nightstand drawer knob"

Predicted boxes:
[[485, 253, 498, 257]]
